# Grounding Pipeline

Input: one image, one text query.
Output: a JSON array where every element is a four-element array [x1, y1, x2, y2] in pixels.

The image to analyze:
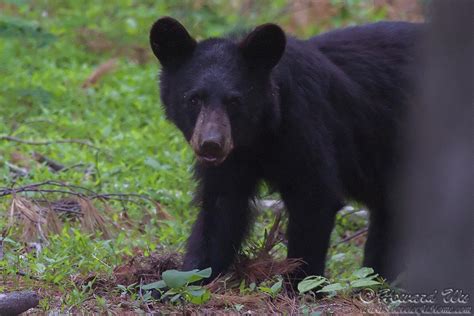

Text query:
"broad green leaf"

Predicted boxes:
[[270, 279, 283, 294], [317, 283, 345, 293], [350, 279, 381, 288], [141, 280, 167, 290], [162, 269, 195, 288], [352, 267, 375, 279], [162, 268, 212, 288], [298, 276, 327, 294], [188, 267, 212, 283]]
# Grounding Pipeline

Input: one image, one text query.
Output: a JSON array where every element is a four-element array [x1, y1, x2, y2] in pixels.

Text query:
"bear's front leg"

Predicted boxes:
[[182, 162, 258, 280], [282, 185, 343, 283]]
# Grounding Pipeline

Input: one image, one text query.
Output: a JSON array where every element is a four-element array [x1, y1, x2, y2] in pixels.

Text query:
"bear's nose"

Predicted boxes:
[[200, 139, 223, 158]]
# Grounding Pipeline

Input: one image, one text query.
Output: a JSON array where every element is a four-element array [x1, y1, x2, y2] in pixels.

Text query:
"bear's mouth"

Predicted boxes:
[[196, 153, 227, 166]]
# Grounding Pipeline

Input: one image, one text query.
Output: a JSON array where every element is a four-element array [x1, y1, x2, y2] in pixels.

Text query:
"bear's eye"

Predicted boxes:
[[189, 95, 201, 107]]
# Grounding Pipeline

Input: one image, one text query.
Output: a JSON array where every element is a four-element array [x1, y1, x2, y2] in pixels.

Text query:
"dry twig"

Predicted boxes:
[[333, 228, 368, 246], [0, 135, 99, 150], [82, 58, 118, 88]]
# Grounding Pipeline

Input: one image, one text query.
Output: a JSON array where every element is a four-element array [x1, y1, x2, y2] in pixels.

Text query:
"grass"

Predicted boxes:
[[0, 0, 421, 313]]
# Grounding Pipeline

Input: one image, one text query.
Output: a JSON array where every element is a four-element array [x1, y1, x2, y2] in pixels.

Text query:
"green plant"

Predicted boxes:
[[141, 268, 212, 305], [61, 279, 95, 309], [94, 295, 108, 312], [298, 267, 381, 296], [117, 283, 138, 298], [298, 276, 328, 294], [238, 279, 257, 295], [258, 278, 283, 299]]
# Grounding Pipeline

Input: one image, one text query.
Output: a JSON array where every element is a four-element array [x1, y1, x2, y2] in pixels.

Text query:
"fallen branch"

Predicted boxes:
[[58, 163, 88, 173], [333, 228, 368, 247], [0, 181, 158, 210], [0, 291, 39, 315], [0, 180, 163, 241], [0, 135, 99, 150], [32, 152, 65, 172]]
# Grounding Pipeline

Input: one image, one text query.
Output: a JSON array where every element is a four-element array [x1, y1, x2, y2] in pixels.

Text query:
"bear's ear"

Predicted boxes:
[[149, 17, 196, 68], [239, 23, 286, 71]]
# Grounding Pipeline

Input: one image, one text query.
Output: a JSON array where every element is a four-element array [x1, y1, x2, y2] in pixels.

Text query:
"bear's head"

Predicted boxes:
[[150, 17, 286, 166]]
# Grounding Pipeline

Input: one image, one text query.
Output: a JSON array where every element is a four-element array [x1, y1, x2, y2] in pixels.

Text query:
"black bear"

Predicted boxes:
[[149, 17, 421, 283]]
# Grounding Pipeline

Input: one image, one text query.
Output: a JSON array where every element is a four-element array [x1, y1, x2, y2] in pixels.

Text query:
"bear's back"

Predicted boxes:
[[311, 21, 422, 107], [271, 22, 423, 205]]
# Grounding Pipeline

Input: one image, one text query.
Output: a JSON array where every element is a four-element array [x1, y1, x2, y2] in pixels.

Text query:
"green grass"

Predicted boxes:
[[0, 0, 395, 312]]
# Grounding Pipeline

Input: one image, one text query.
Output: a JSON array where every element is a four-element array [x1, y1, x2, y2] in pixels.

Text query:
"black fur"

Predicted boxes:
[[150, 19, 422, 282]]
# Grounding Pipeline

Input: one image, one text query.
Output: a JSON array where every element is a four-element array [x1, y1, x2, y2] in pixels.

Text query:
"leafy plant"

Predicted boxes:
[[62, 279, 95, 309], [238, 279, 257, 295], [0, 15, 56, 47], [258, 278, 283, 298], [298, 276, 327, 294], [117, 283, 138, 298], [297, 267, 381, 296], [141, 268, 212, 305]]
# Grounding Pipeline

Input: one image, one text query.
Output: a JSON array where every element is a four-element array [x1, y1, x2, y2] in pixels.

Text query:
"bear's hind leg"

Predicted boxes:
[[363, 208, 401, 282]]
